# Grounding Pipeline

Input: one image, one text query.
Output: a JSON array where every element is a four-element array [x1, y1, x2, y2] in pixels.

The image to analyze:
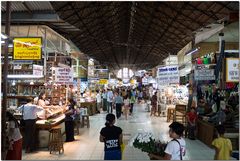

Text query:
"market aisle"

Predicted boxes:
[[23, 103, 220, 160]]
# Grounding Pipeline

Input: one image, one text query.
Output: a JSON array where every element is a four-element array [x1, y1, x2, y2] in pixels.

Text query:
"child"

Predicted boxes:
[[149, 122, 186, 160], [212, 125, 232, 160], [186, 107, 198, 140], [123, 95, 130, 120], [100, 114, 123, 160]]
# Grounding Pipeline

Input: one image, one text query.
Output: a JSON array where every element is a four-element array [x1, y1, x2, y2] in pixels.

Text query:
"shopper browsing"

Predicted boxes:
[[212, 125, 232, 160], [6, 111, 23, 160], [114, 92, 123, 119], [150, 92, 158, 116], [149, 122, 186, 160], [107, 88, 114, 113], [186, 107, 198, 140], [100, 114, 123, 160], [123, 95, 130, 120], [102, 89, 107, 112], [129, 92, 136, 115], [17, 98, 43, 153], [64, 98, 76, 142], [96, 90, 102, 113]]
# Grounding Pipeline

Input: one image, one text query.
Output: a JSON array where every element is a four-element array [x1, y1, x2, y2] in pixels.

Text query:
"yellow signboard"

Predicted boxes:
[[13, 37, 42, 60], [99, 79, 108, 85]]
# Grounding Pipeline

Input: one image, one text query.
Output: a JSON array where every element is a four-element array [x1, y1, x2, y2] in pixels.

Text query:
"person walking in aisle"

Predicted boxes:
[[6, 111, 23, 160], [212, 125, 232, 160], [150, 92, 158, 116], [129, 93, 136, 115], [64, 98, 76, 142], [96, 90, 102, 113], [17, 98, 43, 153], [107, 88, 114, 113], [102, 89, 107, 112], [123, 95, 130, 120], [114, 92, 123, 119], [100, 113, 123, 160], [148, 122, 186, 160]]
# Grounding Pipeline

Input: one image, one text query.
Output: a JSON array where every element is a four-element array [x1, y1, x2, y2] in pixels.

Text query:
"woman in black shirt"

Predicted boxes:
[[64, 98, 76, 142], [100, 113, 123, 160]]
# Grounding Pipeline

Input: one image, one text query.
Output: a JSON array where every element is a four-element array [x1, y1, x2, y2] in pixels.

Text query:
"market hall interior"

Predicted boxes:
[[1, 1, 239, 160]]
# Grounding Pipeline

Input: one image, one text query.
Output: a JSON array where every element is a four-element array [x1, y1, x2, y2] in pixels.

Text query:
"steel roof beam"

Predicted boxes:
[[138, 3, 187, 69], [22, 2, 33, 14], [187, 3, 219, 21], [69, 2, 115, 70], [1, 12, 61, 22]]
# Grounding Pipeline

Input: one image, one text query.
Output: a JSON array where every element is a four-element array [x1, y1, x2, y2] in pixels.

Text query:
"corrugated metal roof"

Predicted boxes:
[[1, 1, 53, 12]]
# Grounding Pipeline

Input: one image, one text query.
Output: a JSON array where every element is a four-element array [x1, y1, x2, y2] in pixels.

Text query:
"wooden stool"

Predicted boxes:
[[167, 108, 175, 122], [81, 115, 90, 128], [49, 126, 64, 154]]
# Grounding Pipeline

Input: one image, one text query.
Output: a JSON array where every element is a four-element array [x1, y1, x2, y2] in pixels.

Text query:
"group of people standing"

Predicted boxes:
[[97, 87, 137, 120]]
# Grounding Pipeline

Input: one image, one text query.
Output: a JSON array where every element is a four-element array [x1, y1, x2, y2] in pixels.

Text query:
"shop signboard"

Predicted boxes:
[[55, 67, 73, 84], [157, 66, 179, 85], [11, 60, 33, 64], [13, 37, 42, 60], [194, 69, 215, 81], [98, 69, 109, 79], [226, 58, 239, 82], [79, 60, 88, 79], [33, 65, 43, 77], [99, 79, 108, 85]]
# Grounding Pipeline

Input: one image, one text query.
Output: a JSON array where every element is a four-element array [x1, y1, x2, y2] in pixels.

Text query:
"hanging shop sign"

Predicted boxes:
[[226, 58, 239, 82], [99, 79, 108, 85], [157, 66, 179, 84], [54, 67, 73, 84], [98, 69, 109, 79], [79, 60, 88, 79], [194, 69, 215, 81], [13, 37, 42, 60], [11, 60, 33, 64], [33, 65, 43, 77]]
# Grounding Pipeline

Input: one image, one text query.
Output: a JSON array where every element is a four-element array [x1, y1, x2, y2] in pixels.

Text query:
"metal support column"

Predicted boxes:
[[1, 2, 11, 160]]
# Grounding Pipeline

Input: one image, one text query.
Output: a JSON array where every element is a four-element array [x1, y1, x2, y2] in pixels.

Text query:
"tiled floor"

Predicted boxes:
[[22, 103, 236, 160]]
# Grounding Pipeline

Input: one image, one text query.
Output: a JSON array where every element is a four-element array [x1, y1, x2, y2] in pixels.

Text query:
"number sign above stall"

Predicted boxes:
[[157, 66, 179, 85], [226, 58, 239, 82]]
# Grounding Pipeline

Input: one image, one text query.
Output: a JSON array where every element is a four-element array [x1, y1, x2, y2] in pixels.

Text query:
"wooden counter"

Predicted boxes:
[[197, 119, 216, 147], [36, 114, 66, 148], [36, 114, 65, 130], [80, 101, 97, 116], [197, 119, 239, 150]]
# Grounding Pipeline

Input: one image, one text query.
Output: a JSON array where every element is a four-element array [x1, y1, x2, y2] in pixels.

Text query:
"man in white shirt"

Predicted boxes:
[[18, 98, 43, 153], [96, 90, 102, 113], [107, 88, 114, 113]]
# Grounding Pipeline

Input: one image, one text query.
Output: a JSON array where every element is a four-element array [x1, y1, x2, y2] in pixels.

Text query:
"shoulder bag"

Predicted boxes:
[[172, 139, 183, 160]]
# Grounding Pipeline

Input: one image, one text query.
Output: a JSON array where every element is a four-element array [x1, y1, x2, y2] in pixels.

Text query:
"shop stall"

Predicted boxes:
[[3, 25, 84, 150]]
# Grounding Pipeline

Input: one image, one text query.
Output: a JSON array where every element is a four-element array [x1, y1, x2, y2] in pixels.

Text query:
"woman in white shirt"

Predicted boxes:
[[6, 111, 23, 160], [123, 95, 130, 120], [149, 122, 186, 160]]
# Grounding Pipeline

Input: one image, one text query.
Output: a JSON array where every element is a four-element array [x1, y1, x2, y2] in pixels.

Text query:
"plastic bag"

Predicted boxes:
[[120, 143, 125, 160]]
